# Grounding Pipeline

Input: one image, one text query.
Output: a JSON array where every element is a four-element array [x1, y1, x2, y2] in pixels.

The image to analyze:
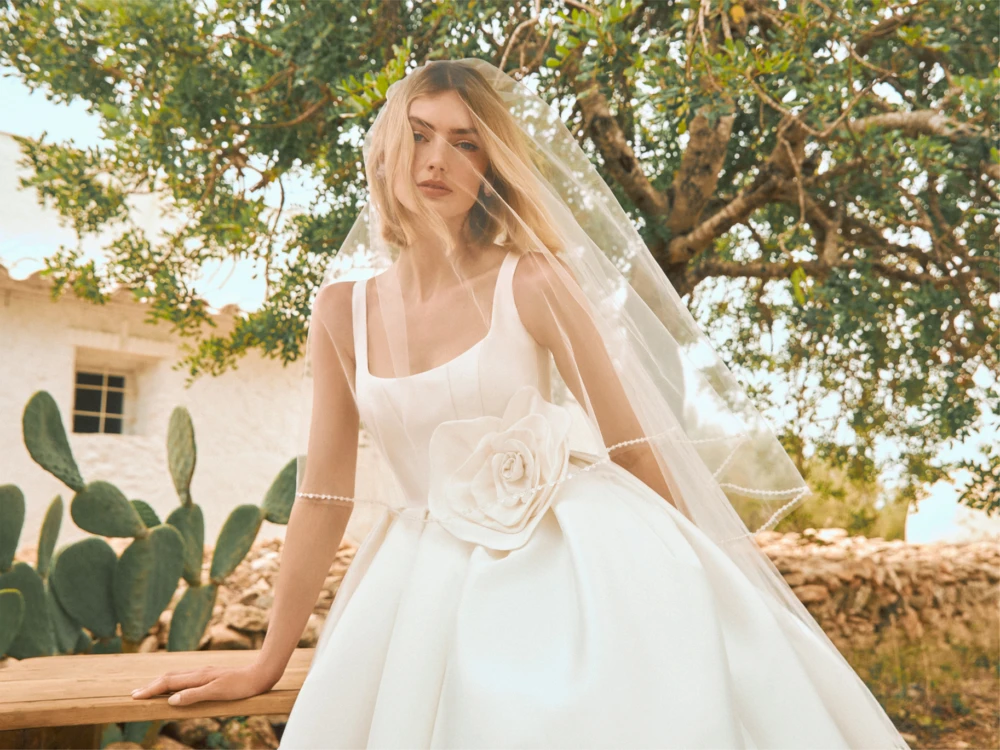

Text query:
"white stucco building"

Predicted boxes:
[[0, 129, 386, 552], [0, 260, 394, 550]]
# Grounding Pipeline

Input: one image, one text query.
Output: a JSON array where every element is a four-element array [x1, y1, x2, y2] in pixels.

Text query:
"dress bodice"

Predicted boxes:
[[351, 249, 552, 506]]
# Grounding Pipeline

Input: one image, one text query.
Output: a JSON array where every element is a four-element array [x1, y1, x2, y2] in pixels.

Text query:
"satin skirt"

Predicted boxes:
[[279, 462, 904, 749]]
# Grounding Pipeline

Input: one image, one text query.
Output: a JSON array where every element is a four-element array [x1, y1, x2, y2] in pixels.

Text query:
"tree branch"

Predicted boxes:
[[573, 79, 671, 217]]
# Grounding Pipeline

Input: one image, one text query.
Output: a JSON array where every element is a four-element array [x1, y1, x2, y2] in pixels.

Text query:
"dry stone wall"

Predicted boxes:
[[752, 528, 998, 653]]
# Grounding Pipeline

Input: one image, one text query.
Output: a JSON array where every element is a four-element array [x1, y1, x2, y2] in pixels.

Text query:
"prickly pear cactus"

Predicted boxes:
[[0, 485, 58, 659], [167, 407, 196, 506], [10, 392, 299, 668], [71, 481, 147, 538], [167, 583, 218, 652], [0, 484, 25, 571], [22, 391, 85, 492], [211, 505, 264, 580], [0, 561, 56, 658], [130, 499, 161, 529], [50, 537, 120, 640], [48, 584, 87, 654], [165, 503, 205, 586], [114, 524, 186, 644], [261, 458, 298, 525], [36, 495, 63, 578], [0, 588, 25, 655]]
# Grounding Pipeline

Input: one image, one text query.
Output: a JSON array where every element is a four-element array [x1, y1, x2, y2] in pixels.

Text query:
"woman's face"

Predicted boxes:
[[394, 90, 491, 221]]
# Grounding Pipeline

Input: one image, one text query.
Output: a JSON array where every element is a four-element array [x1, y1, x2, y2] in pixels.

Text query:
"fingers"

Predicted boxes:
[[165, 669, 238, 707], [166, 682, 212, 707], [131, 669, 213, 701]]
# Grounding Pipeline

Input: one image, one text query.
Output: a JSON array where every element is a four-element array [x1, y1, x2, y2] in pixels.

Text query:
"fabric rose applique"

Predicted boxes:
[[427, 384, 579, 550]]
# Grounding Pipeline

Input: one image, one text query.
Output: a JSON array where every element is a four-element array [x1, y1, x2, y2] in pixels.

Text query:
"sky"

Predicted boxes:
[[1, 63, 996, 543]]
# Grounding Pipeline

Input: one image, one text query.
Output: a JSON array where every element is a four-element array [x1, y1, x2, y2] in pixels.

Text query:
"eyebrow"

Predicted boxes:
[[408, 116, 480, 137]]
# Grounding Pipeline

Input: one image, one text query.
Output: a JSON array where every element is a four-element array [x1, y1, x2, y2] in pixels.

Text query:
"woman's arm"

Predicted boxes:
[[253, 280, 360, 686], [132, 281, 361, 706], [512, 252, 678, 509]]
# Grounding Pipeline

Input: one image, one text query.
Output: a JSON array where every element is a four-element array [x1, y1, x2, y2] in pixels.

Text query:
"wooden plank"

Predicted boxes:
[[0, 649, 314, 730]]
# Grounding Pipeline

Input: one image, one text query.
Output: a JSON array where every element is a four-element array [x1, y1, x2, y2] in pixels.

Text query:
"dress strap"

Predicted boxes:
[[491, 249, 522, 329], [351, 279, 369, 379]]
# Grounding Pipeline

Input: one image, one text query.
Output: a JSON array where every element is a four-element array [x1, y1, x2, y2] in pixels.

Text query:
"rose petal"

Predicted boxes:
[[427, 384, 574, 551], [500, 452, 524, 482]]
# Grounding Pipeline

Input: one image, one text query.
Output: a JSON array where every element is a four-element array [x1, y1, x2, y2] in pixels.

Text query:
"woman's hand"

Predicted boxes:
[[130, 664, 277, 707]]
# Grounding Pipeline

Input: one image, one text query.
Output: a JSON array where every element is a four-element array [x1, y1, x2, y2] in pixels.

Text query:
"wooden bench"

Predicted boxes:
[[0, 648, 313, 747]]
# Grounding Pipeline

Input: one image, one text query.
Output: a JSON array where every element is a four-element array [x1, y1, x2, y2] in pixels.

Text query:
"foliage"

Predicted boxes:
[[774, 455, 910, 538], [1, 0, 996, 506], [954, 444, 1000, 516]]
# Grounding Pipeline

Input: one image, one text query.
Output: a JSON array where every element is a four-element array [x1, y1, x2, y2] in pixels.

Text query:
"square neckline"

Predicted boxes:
[[361, 249, 515, 382]]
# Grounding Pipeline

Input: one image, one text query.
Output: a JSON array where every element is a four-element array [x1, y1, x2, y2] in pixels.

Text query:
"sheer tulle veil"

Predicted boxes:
[[292, 58, 907, 744]]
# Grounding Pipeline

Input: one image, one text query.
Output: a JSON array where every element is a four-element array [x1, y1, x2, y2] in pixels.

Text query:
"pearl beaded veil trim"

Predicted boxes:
[[294, 429, 811, 544]]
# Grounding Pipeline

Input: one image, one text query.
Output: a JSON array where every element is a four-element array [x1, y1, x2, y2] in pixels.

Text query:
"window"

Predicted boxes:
[[73, 370, 126, 434]]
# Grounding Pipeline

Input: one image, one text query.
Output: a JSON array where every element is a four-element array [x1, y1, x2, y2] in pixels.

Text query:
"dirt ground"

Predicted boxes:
[[894, 667, 999, 749]]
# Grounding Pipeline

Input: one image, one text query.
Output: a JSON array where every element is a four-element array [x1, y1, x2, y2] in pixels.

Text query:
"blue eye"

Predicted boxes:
[[412, 132, 479, 152]]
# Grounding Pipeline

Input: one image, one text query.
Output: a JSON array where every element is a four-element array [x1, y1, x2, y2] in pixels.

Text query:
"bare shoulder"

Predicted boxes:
[[512, 249, 573, 288], [310, 280, 357, 359], [314, 278, 356, 311]]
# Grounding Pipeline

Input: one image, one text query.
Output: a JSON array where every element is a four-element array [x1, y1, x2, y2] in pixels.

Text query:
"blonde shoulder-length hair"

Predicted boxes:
[[365, 60, 564, 257]]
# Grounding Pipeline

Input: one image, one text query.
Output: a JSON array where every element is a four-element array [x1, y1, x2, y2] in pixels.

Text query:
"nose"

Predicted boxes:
[[424, 132, 453, 172]]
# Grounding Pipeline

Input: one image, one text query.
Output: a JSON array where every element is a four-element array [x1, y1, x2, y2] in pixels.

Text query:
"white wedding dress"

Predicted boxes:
[[279, 250, 907, 749]]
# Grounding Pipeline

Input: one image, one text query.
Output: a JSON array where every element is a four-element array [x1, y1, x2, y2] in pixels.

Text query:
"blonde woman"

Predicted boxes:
[[134, 59, 909, 749]]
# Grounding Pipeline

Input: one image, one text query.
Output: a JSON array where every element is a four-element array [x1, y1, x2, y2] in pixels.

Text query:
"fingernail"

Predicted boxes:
[[168, 694, 180, 705], [131, 689, 140, 696]]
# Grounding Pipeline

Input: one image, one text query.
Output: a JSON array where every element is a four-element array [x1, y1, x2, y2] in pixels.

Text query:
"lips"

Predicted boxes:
[[418, 180, 452, 193]]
